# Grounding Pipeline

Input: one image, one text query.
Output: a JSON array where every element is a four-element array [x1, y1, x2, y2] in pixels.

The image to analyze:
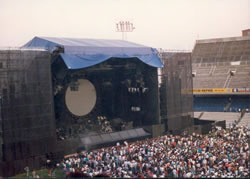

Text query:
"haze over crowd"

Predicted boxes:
[[0, 0, 249, 49]]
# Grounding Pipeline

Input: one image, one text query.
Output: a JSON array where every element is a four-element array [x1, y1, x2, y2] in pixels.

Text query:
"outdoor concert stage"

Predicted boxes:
[[0, 37, 194, 176], [0, 37, 164, 176]]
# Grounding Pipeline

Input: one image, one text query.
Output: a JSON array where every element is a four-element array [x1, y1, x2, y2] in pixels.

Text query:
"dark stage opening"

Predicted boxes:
[[53, 57, 159, 141]]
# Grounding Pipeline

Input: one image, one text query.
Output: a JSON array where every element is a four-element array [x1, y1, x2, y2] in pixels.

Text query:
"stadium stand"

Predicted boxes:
[[192, 64, 250, 89], [192, 36, 250, 89], [194, 96, 229, 112], [192, 33, 250, 127], [194, 96, 250, 112], [228, 73, 250, 88], [228, 97, 250, 112], [193, 76, 228, 88]]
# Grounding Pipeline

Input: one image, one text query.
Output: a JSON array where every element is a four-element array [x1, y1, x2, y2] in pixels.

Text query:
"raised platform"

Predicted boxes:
[[238, 113, 250, 127], [77, 128, 151, 151], [194, 112, 241, 128]]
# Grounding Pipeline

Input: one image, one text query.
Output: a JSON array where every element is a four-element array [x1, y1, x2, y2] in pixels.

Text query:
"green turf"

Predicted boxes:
[[11, 168, 65, 178]]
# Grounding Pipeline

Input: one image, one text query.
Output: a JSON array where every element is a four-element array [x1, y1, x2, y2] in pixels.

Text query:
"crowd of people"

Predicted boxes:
[[56, 116, 114, 140], [56, 124, 249, 178]]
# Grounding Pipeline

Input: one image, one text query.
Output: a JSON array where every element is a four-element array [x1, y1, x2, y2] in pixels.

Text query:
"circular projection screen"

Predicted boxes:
[[65, 79, 97, 116]]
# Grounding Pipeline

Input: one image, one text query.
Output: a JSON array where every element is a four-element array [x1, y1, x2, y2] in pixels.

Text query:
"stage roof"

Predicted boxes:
[[22, 37, 163, 69]]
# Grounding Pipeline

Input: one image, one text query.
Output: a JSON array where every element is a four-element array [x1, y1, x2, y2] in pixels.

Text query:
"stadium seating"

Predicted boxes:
[[192, 64, 250, 89], [194, 97, 229, 112], [192, 36, 250, 89], [193, 76, 228, 88], [194, 96, 250, 112], [191, 35, 250, 128], [228, 73, 250, 88], [227, 97, 250, 112]]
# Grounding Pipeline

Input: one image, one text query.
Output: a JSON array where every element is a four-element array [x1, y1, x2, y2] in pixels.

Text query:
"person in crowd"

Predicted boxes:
[[24, 166, 29, 177]]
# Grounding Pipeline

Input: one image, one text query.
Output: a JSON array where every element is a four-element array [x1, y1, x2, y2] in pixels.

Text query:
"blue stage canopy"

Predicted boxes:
[[22, 37, 163, 69]]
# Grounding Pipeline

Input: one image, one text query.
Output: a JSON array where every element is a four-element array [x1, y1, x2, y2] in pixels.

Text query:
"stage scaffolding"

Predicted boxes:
[[159, 51, 194, 134]]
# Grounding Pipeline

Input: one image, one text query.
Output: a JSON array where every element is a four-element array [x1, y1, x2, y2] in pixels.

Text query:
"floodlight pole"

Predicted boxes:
[[116, 21, 135, 40], [122, 31, 125, 41]]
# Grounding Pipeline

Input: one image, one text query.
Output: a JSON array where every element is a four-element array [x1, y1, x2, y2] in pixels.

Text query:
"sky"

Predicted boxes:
[[0, 0, 249, 50]]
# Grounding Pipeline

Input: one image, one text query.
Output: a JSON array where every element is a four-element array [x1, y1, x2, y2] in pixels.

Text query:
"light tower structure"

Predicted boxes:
[[116, 21, 135, 40]]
